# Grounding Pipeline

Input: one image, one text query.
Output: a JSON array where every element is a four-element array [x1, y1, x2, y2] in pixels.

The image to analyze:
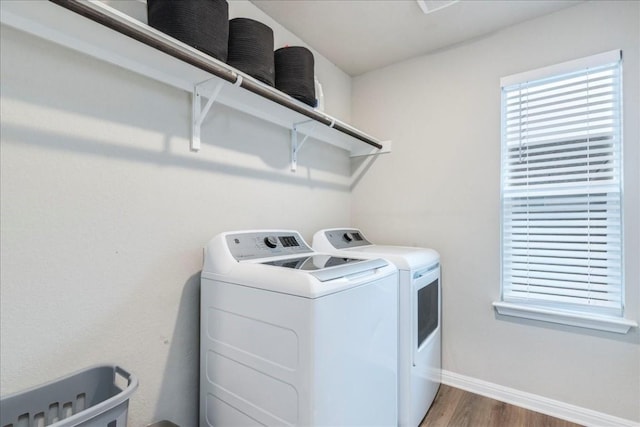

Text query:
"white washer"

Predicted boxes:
[[313, 228, 441, 427], [200, 230, 399, 427]]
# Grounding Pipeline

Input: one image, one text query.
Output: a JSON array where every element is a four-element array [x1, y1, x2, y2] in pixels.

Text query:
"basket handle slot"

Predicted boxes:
[[17, 412, 29, 427], [62, 401, 73, 418], [33, 412, 45, 427], [114, 366, 133, 389], [75, 392, 86, 413], [48, 403, 60, 424]]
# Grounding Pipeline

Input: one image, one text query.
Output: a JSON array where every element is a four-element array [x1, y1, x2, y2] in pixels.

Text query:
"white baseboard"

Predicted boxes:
[[441, 370, 639, 427]]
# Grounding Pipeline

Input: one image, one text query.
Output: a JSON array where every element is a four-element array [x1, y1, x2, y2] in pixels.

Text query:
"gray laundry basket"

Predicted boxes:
[[0, 365, 138, 427]]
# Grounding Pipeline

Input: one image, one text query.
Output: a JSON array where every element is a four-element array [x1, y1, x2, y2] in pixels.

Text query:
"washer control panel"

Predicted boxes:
[[226, 231, 312, 261], [323, 229, 371, 249]]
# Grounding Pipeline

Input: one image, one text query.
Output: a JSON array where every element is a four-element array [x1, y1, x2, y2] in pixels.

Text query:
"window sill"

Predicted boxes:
[[492, 301, 638, 334]]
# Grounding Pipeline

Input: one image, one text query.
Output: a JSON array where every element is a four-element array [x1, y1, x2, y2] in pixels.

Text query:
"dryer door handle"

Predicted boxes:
[[413, 264, 439, 290]]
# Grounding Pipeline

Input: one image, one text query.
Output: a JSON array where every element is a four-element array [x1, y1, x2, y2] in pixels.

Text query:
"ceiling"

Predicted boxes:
[[250, 0, 583, 76]]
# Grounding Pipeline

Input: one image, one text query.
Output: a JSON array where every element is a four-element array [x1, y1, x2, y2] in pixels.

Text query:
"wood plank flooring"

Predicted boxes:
[[420, 385, 583, 427]]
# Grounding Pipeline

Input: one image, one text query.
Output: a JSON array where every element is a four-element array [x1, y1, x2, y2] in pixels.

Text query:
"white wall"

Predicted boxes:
[[0, 2, 353, 425], [352, 0, 639, 422]]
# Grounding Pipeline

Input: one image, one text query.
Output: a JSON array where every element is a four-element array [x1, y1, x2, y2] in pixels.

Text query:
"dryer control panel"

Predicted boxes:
[[225, 231, 312, 261], [322, 229, 371, 249]]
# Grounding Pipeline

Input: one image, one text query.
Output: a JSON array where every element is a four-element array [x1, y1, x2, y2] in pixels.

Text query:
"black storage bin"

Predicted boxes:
[[274, 46, 316, 107], [227, 18, 275, 86], [147, 0, 229, 62]]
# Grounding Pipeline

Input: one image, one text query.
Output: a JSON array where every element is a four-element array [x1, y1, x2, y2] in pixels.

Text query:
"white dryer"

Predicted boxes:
[[200, 230, 399, 427], [313, 228, 441, 427]]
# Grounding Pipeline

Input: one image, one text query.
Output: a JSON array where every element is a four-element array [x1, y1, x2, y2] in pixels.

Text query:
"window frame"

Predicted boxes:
[[493, 50, 637, 334]]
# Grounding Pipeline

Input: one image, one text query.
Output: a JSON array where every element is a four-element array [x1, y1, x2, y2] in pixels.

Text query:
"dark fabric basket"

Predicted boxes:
[[227, 18, 275, 86], [147, 0, 229, 62], [274, 46, 316, 107]]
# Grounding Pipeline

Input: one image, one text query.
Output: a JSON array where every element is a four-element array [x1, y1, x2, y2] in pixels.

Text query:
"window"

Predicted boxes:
[[494, 50, 636, 334]]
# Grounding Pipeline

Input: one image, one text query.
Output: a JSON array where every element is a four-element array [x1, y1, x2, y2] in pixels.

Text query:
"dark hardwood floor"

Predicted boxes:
[[420, 385, 583, 427]]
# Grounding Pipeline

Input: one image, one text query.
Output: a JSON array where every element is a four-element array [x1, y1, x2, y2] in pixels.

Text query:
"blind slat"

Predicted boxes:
[[505, 286, 620, 303], [503, 261, 621, 277], [505, 131, 616, 148], [505, 213, 621, 222], [506, 103, 618, 128], [504, 193, 620, 203], [506, 292, 621, 309], [505, 85, 615, 112], [506, 117, 615, 140], [504, 236, 620, 249], [506, 100, 617, 123], [506, 172, 617, 186], [504, 182, 620, 196], [505, 280, 620, 291], [506, 158, 616, 175]]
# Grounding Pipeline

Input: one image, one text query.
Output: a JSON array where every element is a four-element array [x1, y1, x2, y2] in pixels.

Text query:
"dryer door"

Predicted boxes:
[[409, 263, 442, 427], [412, 264, 440, 365]]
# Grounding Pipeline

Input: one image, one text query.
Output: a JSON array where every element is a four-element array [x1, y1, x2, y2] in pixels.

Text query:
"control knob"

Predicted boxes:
[[343, 232, 353, 242], [264, 236, 278, 248]]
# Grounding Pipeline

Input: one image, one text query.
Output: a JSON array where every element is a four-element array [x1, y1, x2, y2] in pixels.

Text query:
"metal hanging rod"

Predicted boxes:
[[48, 0, 383, 150]]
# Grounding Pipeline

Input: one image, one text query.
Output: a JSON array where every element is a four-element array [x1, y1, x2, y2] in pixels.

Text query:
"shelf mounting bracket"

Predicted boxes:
[[192, 77, 240, 151], [290, 119, 319, 172]]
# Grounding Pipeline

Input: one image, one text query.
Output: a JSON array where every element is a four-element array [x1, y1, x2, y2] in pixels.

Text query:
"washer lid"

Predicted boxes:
[[313, 228, 439, 270], [261, 255, 388, 282], [340, 245, 439, 271]]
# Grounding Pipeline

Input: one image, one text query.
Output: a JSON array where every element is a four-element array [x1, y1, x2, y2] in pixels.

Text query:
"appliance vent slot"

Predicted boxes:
[[279, 236, 299, 247]]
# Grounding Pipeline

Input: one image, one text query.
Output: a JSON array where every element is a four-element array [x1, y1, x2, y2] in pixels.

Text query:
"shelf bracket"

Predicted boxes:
[[192, 77, 235, 151], [290, 119, 320, 172]]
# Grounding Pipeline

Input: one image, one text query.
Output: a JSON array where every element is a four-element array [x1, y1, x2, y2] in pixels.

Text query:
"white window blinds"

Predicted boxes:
[[500, 50, 623, 317]]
